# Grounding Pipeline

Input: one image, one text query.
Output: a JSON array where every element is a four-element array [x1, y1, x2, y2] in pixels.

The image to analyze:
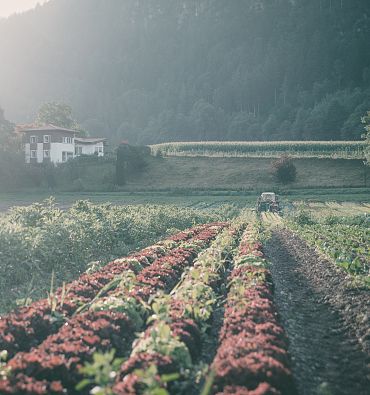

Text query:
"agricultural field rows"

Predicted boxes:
[[0, 215, 297, 394], [209, 224, 294, 395], [294, 201, 370, 218], [111, 222, 243, 394], [0, 200, 223, 314], [0, 222, 226, 394], [0, 201, 369, 394], [150, 141, 366, 159], [0, 223, 213, 358], [286, 216, 369, 283]]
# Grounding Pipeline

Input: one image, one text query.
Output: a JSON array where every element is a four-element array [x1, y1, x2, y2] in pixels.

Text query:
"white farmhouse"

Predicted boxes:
[[75, 137, 106, 157], [17, 124, 107, 164]]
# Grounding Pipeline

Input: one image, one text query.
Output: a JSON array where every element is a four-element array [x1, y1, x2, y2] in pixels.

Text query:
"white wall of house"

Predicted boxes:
[[36, 143, 43, 163], [76, 142, 104, 157], [23, 135, 105, 164], [25, 143, 30, 163], [50, 143, 75, 163]]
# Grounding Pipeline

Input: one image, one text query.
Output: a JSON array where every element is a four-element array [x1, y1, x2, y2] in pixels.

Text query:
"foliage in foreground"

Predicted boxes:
[[0, 198, 226, 313], [0, 223, 223, 394], [288, 212, 369, 284]]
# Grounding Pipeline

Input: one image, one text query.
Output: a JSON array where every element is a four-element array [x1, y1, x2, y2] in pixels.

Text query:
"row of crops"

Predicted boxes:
[[150, 141, 366, 159], [0, 199, 223, 314], [287, 219, 369, 285], [0, 217, 295, 394]]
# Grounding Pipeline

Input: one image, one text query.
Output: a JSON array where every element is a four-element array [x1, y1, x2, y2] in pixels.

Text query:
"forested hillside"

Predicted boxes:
[[0, 0, 369, 143]]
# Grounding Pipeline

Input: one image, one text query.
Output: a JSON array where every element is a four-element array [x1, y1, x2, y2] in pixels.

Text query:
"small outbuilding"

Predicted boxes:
[[74, 137, 107, 157]]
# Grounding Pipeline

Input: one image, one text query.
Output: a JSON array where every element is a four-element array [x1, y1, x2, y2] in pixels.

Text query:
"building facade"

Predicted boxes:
[[75, 137, 106, 157], [17, 124, 106, 164]]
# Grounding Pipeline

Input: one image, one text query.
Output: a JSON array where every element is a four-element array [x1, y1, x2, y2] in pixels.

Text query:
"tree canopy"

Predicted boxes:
[[0, 0, 369, 143], [361, 110, 370, 164], [0, 107, 15, 149], [36, 102, 78, 130]]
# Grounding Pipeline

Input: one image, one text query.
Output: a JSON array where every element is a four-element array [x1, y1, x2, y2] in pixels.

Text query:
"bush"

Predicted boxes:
[[271, 155, 297, 183], [116, 144, 149, 185], [292, 209, 315, 225]]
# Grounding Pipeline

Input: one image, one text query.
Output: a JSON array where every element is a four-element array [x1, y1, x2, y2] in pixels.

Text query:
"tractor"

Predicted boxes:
[[256, 192, 281, 213]]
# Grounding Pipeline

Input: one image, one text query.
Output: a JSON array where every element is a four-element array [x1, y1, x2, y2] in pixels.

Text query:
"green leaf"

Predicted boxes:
[[75, 378, 91, 391], [200, 369, 216, 395], [152, 389, 169, 395], [161, 373, 180, 382]]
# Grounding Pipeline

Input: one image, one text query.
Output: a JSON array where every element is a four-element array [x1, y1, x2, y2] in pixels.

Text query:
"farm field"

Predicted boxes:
[[1, 1, 370, 393], [2, 154, 368, 195], [0, 200, 226, 314], [150, 141, 366, 159], [0, 201, 368, 394], [122, 157, 370, 191], [263, 216, 369, 394], [288, 220, 369, 279], [0, 187, 370, 213], [0, 192, 251, 212]]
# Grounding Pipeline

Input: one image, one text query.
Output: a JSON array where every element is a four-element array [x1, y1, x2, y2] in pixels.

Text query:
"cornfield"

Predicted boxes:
[[150, 141, 366, 159]]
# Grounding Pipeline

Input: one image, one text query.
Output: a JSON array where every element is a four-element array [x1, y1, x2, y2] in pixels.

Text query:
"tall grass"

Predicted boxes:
[[150, 141, 366, 159]]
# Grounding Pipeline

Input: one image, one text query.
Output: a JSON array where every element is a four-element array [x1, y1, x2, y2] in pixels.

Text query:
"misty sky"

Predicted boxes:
[[0, 0, 49, 18]]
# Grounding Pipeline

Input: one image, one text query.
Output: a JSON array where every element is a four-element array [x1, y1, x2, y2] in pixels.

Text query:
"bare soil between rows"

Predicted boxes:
[[264, 228, 370, 395]]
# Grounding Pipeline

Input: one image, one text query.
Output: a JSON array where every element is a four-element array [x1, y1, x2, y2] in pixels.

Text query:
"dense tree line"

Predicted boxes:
[[0, 107, 13, 147], [362, 110, 370, 164], [0, 107, 28, 191], [0, 0, 369, 144]]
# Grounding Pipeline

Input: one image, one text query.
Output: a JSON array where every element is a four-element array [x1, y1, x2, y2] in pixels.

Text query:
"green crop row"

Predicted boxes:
[[150, 141, 366, 159], [287, 220, 369, 284], [75, 222, 242, 394], [0, 198, 224, 313]]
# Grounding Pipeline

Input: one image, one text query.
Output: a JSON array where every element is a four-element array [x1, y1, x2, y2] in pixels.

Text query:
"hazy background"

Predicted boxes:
[[0, 0, 49, 18], [0, 0, 370, 144]]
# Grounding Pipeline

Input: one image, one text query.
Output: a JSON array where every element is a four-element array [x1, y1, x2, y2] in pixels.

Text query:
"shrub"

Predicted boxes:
[[116, 144, 149, 185], [270, 156, 297, 183], [293, 209, 315, 225]]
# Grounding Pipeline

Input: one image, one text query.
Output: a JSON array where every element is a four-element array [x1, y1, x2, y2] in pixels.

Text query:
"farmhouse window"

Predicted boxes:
[[44, 150, 50, 158], [30, 136, 37, 144], [95, 146, 103, 153], [75, 146, 82, 155], [63, 136, 73, 144], [43, 135, 50, 143], [30, 150, 37, 158]]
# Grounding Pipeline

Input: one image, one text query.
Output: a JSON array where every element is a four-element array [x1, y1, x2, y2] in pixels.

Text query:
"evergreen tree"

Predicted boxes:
[[0, 0, 369, 142]]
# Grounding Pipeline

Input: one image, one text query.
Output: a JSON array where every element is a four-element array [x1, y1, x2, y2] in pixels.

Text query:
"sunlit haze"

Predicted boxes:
[[0, 0, 49, 18]]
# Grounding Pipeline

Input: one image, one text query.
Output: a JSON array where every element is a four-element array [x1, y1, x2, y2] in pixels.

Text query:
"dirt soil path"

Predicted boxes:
[[264, 228, 370, 395]]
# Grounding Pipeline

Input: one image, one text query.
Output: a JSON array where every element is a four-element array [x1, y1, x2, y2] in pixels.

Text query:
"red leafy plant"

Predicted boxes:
[[210, 226, 296, 394], [0, 225, 212, 357], [0, 223, 224, 394]]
